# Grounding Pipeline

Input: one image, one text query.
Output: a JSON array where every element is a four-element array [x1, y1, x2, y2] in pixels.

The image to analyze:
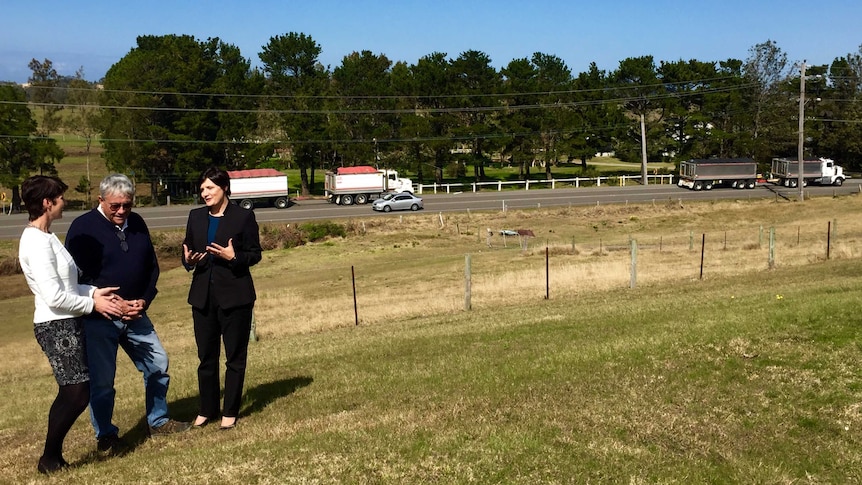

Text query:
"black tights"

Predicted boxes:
[[42, 381, 90, 465]]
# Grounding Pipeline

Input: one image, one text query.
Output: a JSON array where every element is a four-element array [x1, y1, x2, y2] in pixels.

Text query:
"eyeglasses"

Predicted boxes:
[[116, 230, 128, 252], [108, 202, 133, 211]]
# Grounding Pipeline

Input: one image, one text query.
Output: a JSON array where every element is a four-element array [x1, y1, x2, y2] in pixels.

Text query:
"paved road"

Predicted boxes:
[[1, 180, 859, 240]]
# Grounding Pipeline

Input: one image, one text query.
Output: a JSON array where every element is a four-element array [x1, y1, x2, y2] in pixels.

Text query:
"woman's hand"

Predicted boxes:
[[183, 243, 207, 266], [93, 286, 123, 319], [206, 238, 236, 261]]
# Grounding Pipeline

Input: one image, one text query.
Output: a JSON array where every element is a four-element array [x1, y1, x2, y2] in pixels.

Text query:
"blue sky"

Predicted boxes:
[[2, 0, 860, 84]]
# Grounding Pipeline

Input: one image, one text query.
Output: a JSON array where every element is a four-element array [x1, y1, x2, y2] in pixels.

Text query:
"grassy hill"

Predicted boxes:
[[1, 194, 861, 483]]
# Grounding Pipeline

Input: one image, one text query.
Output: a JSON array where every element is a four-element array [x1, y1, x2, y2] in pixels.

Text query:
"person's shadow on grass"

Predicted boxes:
[[78, 375, 313, 464]]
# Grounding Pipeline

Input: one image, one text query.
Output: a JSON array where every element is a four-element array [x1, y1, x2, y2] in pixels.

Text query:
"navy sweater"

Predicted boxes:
[[65, 209, 159, 316]]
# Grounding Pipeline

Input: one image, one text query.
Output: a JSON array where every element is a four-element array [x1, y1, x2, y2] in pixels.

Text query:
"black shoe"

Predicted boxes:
[[148, 419, 192, 436], [37, 456, 68, 474], [96, 433, 127, 455], [219, 417, 238, 430]]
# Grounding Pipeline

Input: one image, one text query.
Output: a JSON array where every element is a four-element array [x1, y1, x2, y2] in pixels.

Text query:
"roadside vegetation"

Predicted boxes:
[[1, 193, 861, 483]]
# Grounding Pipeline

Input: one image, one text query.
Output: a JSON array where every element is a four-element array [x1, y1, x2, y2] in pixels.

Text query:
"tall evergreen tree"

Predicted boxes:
[[500, 57, 539, 179], [260, 32, 330, 196], [0, 84, 62, 208], [450, 50, 501, 180]]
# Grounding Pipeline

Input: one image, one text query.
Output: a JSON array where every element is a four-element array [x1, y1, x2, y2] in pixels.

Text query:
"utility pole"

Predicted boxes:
[[373, 137, 380, 168], [640, 113, 648, 185], [797, 61, 806, 201]]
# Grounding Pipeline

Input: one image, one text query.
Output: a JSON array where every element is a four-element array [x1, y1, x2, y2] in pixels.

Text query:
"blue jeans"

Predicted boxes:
[[83, 313, 171, 438]]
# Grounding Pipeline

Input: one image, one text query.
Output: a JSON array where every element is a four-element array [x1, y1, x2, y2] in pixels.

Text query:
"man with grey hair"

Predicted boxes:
[[66, 174, 189, 454]]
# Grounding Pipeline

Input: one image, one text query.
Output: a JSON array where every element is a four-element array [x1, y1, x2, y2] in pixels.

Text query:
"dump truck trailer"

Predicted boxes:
[[227, 168, 290, 209], [677, 158, 758, 190]]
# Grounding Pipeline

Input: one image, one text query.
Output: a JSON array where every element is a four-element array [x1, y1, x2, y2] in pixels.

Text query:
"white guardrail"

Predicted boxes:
[[415, 174, 675, 194]]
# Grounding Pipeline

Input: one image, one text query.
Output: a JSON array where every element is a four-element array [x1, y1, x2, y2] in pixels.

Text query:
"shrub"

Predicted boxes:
[[260, 224, 304, 249], [298, 221, 346, 241]]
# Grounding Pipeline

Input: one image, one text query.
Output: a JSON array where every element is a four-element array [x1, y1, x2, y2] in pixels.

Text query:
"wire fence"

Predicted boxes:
[[248, 215, 862, 336]]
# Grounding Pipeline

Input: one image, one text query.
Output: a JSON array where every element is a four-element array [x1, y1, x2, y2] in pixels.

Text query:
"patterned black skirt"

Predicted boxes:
[[34, 318, 89, 386]]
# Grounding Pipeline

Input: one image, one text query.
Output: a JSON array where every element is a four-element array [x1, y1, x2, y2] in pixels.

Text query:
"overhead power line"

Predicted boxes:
[[2, 83, 761, 116], [21, 75, 750, 100]]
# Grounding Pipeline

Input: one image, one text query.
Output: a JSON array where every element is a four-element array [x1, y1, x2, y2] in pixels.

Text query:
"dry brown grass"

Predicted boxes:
[[235, 195, 862, 339]]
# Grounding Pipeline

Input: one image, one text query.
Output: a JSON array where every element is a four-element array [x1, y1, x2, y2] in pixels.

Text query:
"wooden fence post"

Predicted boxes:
[[768, 227, 775, 269], [464, 254, 472, 311], [351, 266, 359, 326]]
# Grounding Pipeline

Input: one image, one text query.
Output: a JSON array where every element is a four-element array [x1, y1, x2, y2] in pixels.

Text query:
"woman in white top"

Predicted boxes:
[[18, 175, 122, 475]]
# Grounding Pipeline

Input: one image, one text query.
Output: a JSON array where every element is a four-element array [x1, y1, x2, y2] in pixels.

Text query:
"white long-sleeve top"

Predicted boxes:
[[19, 226, 95, 324]]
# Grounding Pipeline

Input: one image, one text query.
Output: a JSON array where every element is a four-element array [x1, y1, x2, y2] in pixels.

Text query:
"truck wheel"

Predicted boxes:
[[275, 197, 289, 209], [746, 180, 756, 189], [239, 199, 254, 210], [704, 181, 714, 190], [788, 179, 798, 188], [342, 194, 354, 205], [693, 181, 703, 191], [834, 178, 844, 186], [355, 194, 368, 204]]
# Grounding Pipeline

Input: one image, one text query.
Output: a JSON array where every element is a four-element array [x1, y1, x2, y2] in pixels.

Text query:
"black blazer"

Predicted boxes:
[[183, 202, 262, 310]]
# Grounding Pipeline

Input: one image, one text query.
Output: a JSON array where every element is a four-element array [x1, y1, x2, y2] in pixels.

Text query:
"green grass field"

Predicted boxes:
[[1, 193, 862, 483]]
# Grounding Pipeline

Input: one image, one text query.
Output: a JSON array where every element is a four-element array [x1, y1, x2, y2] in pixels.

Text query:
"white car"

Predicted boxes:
[[372, 192, 424, 212]]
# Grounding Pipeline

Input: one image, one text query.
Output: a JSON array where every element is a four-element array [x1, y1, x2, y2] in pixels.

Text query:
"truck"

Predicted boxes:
[[227, 168, 290, 209], [324, 166, 414, 205], [677, 158, 758, 190], [770, 157, 847, 187]]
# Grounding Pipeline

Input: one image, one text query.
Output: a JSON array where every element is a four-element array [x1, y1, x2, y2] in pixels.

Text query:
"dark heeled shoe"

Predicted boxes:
[[193, 415, 210, 428], [37, 456, 68, 475], [219, 417, 238, 430]]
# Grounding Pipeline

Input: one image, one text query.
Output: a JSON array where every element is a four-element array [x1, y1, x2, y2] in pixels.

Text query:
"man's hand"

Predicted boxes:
[[121, 299, 146, 320]]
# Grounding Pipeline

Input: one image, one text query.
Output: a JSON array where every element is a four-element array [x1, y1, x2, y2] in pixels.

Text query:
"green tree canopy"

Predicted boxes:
[[100, 34, 259, 203], [0, 84, 62, 207]]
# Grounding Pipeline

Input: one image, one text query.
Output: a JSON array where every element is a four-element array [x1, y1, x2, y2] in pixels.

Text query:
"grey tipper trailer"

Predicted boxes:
[[677, 158, 758, 190]]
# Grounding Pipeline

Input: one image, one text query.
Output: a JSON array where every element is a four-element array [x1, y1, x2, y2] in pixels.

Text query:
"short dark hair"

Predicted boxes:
[[21, 175, 68, 221], [198, 166, 231, 196]]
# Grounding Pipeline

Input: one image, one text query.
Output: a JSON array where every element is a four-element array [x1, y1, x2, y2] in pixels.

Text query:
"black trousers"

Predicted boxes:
[[192, 296, 253, 418]]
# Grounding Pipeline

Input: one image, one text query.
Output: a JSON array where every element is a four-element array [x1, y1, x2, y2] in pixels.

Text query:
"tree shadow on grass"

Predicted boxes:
[[76, 375, 313, 464]]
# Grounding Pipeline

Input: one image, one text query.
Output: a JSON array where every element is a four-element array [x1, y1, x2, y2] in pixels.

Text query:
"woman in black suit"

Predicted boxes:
[[183, 167, 262, 430]]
